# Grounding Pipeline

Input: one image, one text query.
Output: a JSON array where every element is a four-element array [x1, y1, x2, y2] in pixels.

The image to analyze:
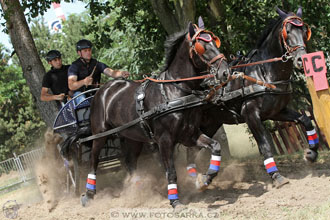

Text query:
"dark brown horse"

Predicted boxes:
[[80, 18, 230, 209], [186, 7, 316, 188]]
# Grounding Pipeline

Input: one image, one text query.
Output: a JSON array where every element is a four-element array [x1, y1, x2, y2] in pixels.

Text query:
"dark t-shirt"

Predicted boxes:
[[42, 65, 70, 95], [68, 58, 108, 92]]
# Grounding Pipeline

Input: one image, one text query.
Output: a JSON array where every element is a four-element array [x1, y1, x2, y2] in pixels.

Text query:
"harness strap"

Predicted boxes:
[[160, 83, 170, 103], [171, 83, 205, 95], [158, 72, 170, 103], [205, 72, 277, 101], [218, 83, 292, 102], [210, 54, 226, 64], [136, 74, 215, 83], [135, 80, 156, 141], [135, 80, 149, 115], [78, 94, 206, 144], [230, 57, 283, 69]]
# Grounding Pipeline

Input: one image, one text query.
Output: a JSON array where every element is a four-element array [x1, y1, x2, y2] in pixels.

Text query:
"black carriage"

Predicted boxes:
[[53, 89, 123, 196]]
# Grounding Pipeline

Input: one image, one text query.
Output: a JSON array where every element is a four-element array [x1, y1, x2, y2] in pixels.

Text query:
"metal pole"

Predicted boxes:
[[13, 153, 26, 183]]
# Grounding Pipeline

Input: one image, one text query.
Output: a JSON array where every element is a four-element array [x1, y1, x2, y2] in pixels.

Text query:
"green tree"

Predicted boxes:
[[30, 14, 92, 68], [0, 44, 45, 160], [88, 0, 330, 109], [87, 4, 165, 78], [0, 0, 58, 127], [30, 8, 163, 80]]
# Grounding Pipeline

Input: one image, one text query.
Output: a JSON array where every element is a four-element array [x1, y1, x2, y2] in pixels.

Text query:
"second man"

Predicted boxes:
[[68, 39, 130, 104]]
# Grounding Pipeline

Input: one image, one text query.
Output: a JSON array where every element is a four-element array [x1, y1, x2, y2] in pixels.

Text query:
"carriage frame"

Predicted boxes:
[[53, 89, 123, 196]]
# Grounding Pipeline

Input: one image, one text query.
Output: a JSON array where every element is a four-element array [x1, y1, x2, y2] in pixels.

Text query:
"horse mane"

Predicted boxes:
[[161, 29, 187, 71], [255, 17, 282, 48]]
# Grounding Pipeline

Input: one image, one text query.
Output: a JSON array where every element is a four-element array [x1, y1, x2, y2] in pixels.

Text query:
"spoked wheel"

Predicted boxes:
[[72, 153, 81, 197]]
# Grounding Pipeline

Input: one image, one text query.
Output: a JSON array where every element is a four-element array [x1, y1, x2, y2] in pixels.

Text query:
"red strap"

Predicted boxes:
[[230, 57, 282, 69], [210, 54, 225, 64]]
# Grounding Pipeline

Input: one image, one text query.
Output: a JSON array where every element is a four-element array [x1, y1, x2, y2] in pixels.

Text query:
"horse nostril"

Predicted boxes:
[[296, 57, 303, 68], [222, 71, 229, 81]]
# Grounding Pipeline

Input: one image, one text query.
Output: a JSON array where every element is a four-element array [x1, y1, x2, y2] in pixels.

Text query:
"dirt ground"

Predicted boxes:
[[2, 126, 330, 220], [1, 148, 330, 220]]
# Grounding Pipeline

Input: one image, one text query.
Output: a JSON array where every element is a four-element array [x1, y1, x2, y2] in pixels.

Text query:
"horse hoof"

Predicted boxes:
[[196, 174, 209, 191], [80, 193, 90, 207], [304, 149, 318, 163], [187, 165, 197, 179], [130, 175, 142, 186], [272, 173, 289, 188], [188, 173, 197, 179], [172, 200, 186, 212]]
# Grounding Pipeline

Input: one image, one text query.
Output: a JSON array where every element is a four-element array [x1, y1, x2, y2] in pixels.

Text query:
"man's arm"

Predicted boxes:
[[68, 63, 93, 91], [40, 87, 65, 101], [103, 68, 130, 78], [68, 75, 93, 91]]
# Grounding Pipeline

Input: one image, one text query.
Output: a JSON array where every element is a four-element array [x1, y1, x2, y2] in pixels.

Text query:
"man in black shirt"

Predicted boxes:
[[41, 50, 70, 108], [68, 39, 129, 104]]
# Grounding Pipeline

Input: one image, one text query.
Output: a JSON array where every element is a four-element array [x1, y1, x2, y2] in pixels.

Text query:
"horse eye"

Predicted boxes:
[[205, 42, 214, 49], [302, 26, 308, 33], [286, 26, 292, 34]]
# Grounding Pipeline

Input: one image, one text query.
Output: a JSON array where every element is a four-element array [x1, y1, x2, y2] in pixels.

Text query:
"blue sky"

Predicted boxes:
[[0, 1, 87, 51]]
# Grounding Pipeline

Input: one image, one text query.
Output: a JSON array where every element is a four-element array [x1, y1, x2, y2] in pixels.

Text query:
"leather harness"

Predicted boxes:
[[78, 85, 206, 144], [78, 17, 302, 143]]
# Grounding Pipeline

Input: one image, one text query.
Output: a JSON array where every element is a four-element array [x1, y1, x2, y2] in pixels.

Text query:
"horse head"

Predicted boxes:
[[186, 17, 230, 84], [276, 6, 311, 69]]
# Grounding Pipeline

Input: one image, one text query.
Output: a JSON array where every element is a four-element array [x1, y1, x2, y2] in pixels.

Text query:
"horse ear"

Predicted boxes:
[[276, 6, 288, 19], [296, 6, 302, 18], [198, 16, 205, 29], [188, 22, 195, 39]]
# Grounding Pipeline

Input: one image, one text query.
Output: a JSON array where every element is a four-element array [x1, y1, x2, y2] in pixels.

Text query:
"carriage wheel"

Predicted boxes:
[[72, 153, 81, 196]]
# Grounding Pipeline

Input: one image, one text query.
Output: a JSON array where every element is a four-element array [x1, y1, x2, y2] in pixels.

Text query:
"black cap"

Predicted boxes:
[[45, 50, 61, 62], [76, 39, 92, 51]]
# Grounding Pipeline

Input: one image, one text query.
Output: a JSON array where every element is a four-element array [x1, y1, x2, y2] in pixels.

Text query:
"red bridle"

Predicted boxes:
[[187, 25, 226, 68], [280, 16, 311, 53]]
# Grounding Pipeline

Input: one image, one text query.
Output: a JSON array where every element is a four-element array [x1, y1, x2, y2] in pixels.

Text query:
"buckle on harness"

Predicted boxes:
[[137, 92, 145, 101]]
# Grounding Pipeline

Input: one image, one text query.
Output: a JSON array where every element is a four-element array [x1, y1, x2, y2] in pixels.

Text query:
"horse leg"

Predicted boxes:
[[122, 139, 143, 174], [271, 108, 319, 162], [122, 139, 144, 186], [186, 118, 224, 179], [298, 114, 319, 162], [186, 147, 198, 178], [243, 105, 289, 188], [156, 136, 184, 209], [81, 136, 107, 206], [194, 134, 221, 190]]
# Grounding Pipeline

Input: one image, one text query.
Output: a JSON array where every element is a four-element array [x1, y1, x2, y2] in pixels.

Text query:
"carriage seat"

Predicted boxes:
[[74, 96, 93, 110], [53, 89, 98, 135]]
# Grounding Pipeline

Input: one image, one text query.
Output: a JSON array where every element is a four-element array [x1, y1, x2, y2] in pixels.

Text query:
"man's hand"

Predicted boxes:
[[104, 68, 130, 78], [120, 71, 130, 78], [84, 76, 93, 86], [55, 93, 65, 101]]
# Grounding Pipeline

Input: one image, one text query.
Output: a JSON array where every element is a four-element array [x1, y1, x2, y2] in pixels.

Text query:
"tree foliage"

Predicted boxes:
[[31, 7, 164, 80], [31, 14, 92, 68], [0, 44, 45, 160]]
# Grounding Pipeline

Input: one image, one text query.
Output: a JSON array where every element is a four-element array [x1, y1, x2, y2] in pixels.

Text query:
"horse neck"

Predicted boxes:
[[258, 25, 293, 82], [167, 40, 201, 89]]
